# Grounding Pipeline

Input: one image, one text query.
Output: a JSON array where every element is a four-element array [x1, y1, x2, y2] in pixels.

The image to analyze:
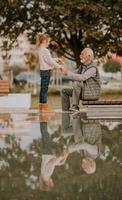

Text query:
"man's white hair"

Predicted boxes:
[[83, 48, 94, 59]]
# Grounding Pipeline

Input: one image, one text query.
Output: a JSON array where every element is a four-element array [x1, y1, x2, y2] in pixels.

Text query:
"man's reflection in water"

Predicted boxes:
[[71, 114, 102, 174], [61, 113, 109, 174], [39, 113, 68, 192]]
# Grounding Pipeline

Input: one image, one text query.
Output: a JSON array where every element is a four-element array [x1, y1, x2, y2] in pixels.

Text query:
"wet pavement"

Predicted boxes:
[[0, 111, 122, 200]]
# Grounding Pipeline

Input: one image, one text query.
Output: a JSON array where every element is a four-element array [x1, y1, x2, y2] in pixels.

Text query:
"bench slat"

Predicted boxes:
[[0, 90, 9, 93], [0, 80, 9, 83], [0, 89, 9, 91], [0, 88, 9, 90], [0, 85, 9, 86], [0, 86, 9, 88], [0, 83, 9, 85], [82, 100, 122, 105]]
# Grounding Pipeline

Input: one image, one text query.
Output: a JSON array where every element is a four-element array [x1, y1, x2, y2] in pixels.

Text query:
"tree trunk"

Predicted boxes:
[[70, 33, 83, 68]]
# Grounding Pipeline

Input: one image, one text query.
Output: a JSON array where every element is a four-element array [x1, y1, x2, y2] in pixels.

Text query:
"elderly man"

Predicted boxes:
[[61, 48, 101, 111]]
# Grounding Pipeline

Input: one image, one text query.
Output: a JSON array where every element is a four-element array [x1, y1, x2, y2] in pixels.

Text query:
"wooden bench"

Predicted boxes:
[[0, 80, 10, 96], [82, 100, 122, 119]]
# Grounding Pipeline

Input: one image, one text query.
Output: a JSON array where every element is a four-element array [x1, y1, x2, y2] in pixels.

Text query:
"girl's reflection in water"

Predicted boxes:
[[39, 113, 68, 192]]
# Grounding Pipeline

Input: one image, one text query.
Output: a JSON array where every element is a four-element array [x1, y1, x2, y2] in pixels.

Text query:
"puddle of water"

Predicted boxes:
[[0, 112, 122, 199]]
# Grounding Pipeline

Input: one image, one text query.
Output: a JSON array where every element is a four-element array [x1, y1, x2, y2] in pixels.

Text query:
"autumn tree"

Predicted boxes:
[[0, 0, 122, 66]]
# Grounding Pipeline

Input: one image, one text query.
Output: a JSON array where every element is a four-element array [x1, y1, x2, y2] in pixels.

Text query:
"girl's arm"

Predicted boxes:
[[44, 48, 62, 69]]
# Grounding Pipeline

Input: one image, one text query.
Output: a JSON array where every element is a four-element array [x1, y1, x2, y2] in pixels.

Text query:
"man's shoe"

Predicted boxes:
[[69, 105, 79, 112]]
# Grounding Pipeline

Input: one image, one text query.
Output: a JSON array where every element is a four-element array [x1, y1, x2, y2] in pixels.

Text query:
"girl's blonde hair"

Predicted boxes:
[[36, 33, 50, 47]]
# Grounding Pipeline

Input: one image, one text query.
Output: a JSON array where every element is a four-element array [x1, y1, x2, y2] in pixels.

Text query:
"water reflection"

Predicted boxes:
[[62, 113, 104, 174], [39, 113, 69, 192], [0, 112, 122, 199]]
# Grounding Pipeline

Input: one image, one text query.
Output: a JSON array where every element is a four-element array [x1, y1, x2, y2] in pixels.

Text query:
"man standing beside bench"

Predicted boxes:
[[61, 48, 101, 111]]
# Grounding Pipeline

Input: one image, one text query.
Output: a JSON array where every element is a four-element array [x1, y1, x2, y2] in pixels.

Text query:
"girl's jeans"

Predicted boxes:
[[40, 70, 51, 103]]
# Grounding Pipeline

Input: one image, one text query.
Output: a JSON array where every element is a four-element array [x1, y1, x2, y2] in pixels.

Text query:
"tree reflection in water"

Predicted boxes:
[[0, 113, 122, 199]]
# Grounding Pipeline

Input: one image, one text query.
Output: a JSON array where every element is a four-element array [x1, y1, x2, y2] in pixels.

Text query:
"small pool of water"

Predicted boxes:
[[0, 112, 122, 199]]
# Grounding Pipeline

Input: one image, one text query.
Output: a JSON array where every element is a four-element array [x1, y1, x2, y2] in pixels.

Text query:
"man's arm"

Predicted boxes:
[[62, 67, 96, 81]]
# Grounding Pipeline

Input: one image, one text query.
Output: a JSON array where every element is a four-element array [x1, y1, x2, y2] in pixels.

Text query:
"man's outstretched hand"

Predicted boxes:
[[60, 66, 68, 75]]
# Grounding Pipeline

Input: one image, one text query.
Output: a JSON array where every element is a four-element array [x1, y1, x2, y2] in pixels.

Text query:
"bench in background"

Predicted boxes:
[[0, 80, 10, 96]]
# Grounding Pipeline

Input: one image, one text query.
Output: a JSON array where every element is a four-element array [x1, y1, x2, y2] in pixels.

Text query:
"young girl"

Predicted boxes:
[[39, 151, 69, 192], [36, 33, 63, 112]]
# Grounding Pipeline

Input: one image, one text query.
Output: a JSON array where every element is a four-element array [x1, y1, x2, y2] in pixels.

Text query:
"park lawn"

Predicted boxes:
[[31, 89, 122, 109], [31, 94, 61, 109], [11, 83, 122, 109]]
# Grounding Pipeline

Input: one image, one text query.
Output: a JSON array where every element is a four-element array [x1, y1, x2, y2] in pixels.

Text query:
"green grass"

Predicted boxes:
[[31, 92, 122, 109], [108, 79, 122, 83], [11, 83, 122, 109], [101, 89, 122, 95], [31, 94, 62, 109]]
